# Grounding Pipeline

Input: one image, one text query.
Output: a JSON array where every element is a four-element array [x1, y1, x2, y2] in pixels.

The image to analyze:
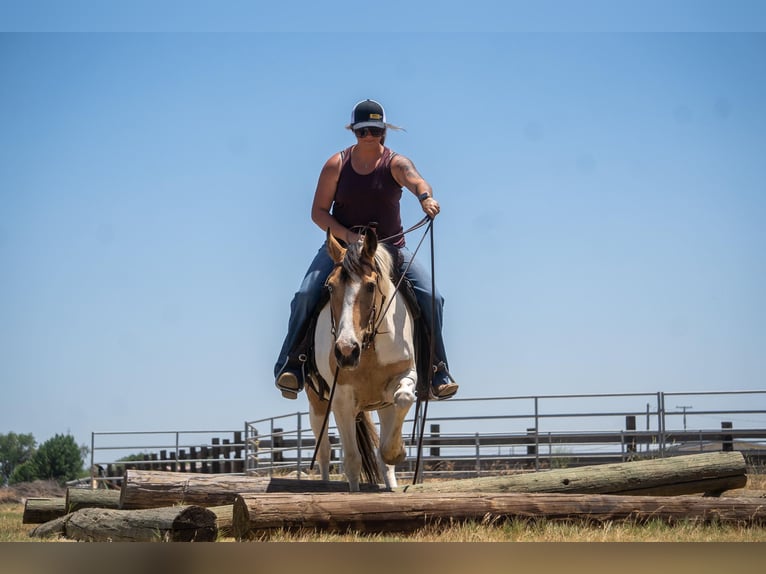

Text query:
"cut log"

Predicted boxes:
[[66, 488, 122, 512], [119, 470, 381, 509], [232, 491, 766, 538], [399, 452, 747, 496], [22, 498, 66, 524], [209, 504, 234, 536], [29, 506, 218, 542]]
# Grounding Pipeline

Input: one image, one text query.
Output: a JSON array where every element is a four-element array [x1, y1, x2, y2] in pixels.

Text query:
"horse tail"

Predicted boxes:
[[355, 412, 383, 485]]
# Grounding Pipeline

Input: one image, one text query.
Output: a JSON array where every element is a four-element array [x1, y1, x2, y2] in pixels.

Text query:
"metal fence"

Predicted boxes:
[[89, 429, 247, 483], [88, 389, 766, 484], [243, 389, 766, 479]]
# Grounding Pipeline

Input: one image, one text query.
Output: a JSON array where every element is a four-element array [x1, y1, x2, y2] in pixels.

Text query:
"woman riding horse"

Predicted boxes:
[[274, 98, 458, 401]]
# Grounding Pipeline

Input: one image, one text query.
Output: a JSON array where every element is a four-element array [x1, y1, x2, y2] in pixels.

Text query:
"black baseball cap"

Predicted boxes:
[[350, 99, 386, 129]]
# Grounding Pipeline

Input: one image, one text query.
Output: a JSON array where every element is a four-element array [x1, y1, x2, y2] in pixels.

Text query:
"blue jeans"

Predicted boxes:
[[274, 242, 448, 377]]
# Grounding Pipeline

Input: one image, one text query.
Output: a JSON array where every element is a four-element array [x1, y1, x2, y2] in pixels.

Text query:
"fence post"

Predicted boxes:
[[244, 425, 258, 474], [178, 449, 187, 472], [430, 424, 441, 458], [658, 392, 666, 457], [474, 432, 481, 475], [533, 396, 540, 470], [222, 439, 231, 473], [273, 428, 284, 463], [721, 421, 733, 452], [175, 432, 180, 472], [90, 433, 95, 486], [296, 412, 302, 477], [526, 427, 537, 470], [233, 430, 244, 473], [625, 415, 637, 456], [211, 438, 221, 473]]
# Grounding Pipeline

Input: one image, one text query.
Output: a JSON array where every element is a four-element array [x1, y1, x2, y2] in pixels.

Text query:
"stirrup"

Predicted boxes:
[[429, 362, 459, 401], [275, 355, 307, 400]]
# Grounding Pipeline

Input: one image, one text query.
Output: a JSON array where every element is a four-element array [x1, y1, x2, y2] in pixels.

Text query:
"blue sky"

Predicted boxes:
[[1, 9, 765, 452]]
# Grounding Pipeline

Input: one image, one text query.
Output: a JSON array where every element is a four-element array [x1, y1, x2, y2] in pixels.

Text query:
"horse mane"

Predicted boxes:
[[342, 239, 395, 296]]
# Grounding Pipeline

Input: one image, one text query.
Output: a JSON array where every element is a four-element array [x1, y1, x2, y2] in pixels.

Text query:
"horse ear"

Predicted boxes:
[[327, 228, 346, 263], [362, 227, 378, 261]]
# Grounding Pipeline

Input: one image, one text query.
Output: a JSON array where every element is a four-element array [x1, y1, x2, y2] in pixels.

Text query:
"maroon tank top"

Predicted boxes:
[[332, 146, 405, 247]]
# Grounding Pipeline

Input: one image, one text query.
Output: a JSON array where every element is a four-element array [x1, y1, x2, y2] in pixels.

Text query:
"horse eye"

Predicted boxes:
[[366, 282, 376, 293]]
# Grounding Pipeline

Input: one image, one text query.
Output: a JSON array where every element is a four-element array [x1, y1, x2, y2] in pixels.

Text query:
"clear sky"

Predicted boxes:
[[2, 5, 766, 453]]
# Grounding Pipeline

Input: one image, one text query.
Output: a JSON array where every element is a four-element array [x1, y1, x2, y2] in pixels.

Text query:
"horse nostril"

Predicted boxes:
[[335, 341, 361, 367]]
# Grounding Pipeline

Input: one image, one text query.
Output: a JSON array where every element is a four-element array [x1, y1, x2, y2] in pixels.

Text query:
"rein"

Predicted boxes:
[[370, 216, 433, 342]]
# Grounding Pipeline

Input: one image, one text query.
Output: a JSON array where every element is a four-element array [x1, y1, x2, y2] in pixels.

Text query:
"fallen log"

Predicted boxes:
[[400, 452, 747, 496], [66, 488, 122, 512], [22, 498, 66, 524], [232, 491, 766, 538], [119, 470, 382, 509], [28, 514, 69, 538], [29, 506, 218, 542]]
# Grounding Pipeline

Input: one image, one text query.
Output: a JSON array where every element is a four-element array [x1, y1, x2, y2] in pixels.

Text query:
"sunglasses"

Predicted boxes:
[[354, 127, 385, 138]]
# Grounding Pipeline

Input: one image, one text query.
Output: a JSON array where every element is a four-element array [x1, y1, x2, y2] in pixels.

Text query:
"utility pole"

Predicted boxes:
[[677, 405, 693, 431]]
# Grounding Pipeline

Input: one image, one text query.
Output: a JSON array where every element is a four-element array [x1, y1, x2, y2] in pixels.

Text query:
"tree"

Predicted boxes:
[[8, 434, 87, 485], [0, 432, 36, 485]]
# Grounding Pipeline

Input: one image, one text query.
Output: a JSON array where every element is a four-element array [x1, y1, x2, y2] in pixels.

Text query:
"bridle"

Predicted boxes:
[[324, 261, 386, 351]]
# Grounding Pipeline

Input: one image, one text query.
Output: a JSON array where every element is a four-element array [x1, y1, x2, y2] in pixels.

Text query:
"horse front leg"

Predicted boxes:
[[333, 392, 363, 492], [378, 371, 416, 487], [307, 386, 331, 481]]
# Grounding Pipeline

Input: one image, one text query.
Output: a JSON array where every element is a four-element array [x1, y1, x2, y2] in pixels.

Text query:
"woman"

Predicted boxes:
[[274, 99, 458, 401]]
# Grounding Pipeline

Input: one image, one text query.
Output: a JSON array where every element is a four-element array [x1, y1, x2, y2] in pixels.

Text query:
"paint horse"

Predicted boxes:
[[307, 228, 417, 491]]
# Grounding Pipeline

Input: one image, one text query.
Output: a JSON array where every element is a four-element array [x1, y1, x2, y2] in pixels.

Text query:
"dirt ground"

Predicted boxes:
[[0, 481, 66, 503]]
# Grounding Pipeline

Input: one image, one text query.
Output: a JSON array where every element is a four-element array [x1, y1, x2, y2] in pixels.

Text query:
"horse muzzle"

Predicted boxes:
[[334, 341, 361, 369]]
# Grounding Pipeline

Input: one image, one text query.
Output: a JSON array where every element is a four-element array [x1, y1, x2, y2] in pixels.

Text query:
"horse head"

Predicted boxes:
[[325, 228, 387, 369]]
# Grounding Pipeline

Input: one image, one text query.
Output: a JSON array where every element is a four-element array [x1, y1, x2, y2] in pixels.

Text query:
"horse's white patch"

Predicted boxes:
[[335, 276, 362, 354]]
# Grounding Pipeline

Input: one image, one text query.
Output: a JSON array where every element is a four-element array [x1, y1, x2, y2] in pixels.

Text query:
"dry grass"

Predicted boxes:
[[1, 503, 30, 542], [240, 517, 766, 543]]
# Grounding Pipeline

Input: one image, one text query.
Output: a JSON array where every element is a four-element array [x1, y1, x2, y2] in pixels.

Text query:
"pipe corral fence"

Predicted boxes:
[[90, 389, 766, 485]]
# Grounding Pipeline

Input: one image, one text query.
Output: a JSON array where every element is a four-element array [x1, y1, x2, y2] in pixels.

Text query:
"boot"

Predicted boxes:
[[275, 355, 306, 400], [430, 362, 459, 400]]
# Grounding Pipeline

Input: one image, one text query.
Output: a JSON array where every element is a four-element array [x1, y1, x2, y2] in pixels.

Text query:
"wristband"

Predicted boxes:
[[418, 192, 431, 202]]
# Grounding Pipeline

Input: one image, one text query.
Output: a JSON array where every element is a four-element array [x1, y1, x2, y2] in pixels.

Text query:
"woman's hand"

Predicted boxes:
[[420, 196, 440, 218]]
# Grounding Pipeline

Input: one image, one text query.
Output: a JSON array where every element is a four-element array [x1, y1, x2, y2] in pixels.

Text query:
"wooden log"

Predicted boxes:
[[22, 498, 66, 524], [28, 514, 69, 539], [210, 504, 234, 536], [120, 452, 745, 509], [399, 452, 747, 496], [66, 488, 122, 512], [29, 506, 218, 542], [119, 470, 382, 509], [232, 491, 766, 538]]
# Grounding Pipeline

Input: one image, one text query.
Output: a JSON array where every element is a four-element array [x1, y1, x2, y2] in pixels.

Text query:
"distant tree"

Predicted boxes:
[[9, 460, 38, 484], [0, 432, 37, 485], [8, 434, 87, 485]]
